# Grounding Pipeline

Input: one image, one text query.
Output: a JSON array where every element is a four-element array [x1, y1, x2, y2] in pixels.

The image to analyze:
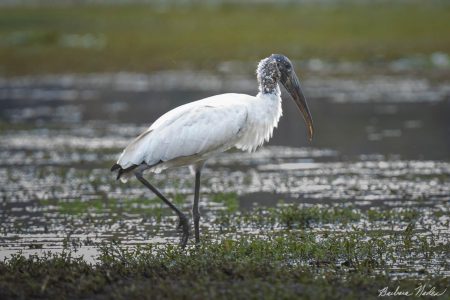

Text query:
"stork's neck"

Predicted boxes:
[[256, 56, 281, 96], [258, 83, 281, 97]]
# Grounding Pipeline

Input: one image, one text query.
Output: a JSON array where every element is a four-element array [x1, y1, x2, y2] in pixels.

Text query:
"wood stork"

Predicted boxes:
[[111, 54, 314, 247]]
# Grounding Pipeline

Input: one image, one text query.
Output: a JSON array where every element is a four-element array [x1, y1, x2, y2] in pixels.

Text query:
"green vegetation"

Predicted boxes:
[[40, 197, 169, 217], [1, 228, 448, 299], [1, 196, 448, 299], [0, 2, 449, 75], [211, 192, 239, 212], [214, 204, 425, 231]]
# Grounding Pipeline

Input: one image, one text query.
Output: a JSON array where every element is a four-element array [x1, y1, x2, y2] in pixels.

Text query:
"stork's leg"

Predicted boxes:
[[135, 172, 189, 248], [193, 169, 201, 244]]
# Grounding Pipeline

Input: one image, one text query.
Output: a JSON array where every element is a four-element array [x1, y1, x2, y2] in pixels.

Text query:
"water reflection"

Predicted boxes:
[[1, 72, 448, 160]]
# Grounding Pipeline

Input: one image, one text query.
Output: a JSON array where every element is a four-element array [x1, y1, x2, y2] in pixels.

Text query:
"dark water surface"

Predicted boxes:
[[1, 72, 449, 159]]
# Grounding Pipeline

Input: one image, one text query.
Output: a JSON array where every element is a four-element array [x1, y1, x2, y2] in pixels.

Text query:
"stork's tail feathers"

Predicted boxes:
[[111, 163, 123, 180], [111, 164, 120, 172], [111, 163, 139, 181], [111, 160, 163, 182]]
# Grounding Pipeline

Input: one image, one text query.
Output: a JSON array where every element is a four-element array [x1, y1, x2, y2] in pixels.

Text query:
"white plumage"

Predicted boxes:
[[116, 91, 282, 181]]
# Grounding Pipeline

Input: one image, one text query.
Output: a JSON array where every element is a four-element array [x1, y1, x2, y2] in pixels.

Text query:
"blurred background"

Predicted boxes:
[[0, 0, 449, 259], [0, 0, 449, 159]]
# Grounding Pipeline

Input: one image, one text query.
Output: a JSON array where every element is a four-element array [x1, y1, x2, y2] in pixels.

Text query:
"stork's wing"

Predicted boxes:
[[116, 94, 251, 170]]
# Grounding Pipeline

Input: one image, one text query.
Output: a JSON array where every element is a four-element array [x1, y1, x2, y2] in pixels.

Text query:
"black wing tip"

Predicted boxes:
[[111, 163, 141, 181], [111, 163, 123, 180], [111, 164, 121, 172]]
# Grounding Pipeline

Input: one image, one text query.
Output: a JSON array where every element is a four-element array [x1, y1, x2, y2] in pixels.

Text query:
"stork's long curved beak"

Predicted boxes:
[[281, 71, 314, 141]]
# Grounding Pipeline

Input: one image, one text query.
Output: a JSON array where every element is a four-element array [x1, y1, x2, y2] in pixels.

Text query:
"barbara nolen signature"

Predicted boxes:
[[378, 284, 447, 297]]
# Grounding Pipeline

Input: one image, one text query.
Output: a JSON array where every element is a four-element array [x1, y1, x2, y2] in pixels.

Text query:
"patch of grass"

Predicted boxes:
[[0, 2, 449, 75], [367, 208, 420, 222], [211, 192, 239, 213], [214, 204, 428, 232], [216, 205, 362, 230], [0, 231, 448, 299], [276, 205, 361, 228], [41, 197, 168, 217]]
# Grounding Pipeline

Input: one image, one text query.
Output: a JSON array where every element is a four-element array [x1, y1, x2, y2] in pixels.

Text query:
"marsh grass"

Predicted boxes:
[[214, 205, 421, 230], [211, 192, 239, 213], [1, 228, 448, 299], [2, 201, 447, 299], [0, 3, 449, 75], [40, 196, 188, 222]]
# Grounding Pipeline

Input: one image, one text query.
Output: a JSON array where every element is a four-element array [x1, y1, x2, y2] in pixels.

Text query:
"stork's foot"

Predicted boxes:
[[177, 215, 190, 248]]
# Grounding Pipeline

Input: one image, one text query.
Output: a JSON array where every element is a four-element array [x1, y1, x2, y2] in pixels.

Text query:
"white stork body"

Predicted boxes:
[[112, 54, 313, 247], [117, 90, 282, 181]]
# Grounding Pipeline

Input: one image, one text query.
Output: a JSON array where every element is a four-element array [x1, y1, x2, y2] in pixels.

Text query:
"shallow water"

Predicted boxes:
[[0, 70, 449, 275]]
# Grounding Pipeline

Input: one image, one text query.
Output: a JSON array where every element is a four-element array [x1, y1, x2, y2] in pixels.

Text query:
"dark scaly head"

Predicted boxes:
[[257, 54, 315, 142], [257, 56, 281, 94]]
